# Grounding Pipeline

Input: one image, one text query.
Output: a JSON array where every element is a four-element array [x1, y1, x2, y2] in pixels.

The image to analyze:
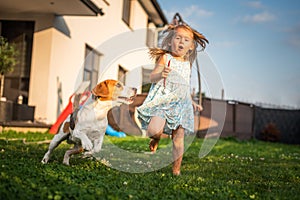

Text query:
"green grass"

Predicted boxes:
[[0, 130, 299, 200]]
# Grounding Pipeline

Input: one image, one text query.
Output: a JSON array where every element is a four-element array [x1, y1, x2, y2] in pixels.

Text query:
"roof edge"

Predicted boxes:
[[150, 0, 168, 25], [80, 0, 104, 16]]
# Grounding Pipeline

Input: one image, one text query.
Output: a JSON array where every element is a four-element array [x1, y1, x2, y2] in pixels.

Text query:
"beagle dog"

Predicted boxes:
[[41, 79, 137, 165]]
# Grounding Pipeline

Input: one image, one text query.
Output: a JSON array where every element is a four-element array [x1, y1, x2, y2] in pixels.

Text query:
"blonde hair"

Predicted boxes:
[[149, 24, 209, 64]]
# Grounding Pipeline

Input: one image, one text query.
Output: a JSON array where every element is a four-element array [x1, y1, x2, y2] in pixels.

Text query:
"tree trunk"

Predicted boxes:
[[0, 74, 4, 98]]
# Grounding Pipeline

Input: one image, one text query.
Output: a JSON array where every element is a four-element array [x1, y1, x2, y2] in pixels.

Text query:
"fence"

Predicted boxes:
[[113, 95, 300, 144], [197, 97, 300, 144], [254, 107, 300, 144]]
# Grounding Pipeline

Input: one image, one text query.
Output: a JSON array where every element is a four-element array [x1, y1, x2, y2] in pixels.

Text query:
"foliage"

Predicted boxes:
[[195, 91, 206, 98], [260, 123, 281, 142], [0, 130, 299, 200], [0, 36, 17, 75], [0, 36, 18, 98], [141, 83, 152, 93]]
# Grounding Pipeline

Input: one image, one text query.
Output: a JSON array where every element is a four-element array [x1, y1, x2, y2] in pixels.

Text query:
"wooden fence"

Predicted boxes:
[[198, 97, 300, 144], [109, 95, 300, 144]]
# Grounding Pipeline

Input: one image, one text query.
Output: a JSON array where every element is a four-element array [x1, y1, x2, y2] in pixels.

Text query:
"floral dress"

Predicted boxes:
[[137, 53, 194, 135]]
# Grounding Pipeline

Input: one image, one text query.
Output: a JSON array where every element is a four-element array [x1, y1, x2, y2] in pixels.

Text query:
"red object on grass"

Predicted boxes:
[[49, 94, 74, 134], [49, 91, 91, 134]]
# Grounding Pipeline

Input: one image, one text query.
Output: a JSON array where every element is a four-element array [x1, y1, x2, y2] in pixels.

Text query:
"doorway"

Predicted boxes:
[[0, 20, 34, 104]]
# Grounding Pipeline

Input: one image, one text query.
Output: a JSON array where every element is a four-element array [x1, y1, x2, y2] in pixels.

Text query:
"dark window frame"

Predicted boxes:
[[122, 0, 132, 27], [83, 45, 101, 90], [118, 65, 127, 85]]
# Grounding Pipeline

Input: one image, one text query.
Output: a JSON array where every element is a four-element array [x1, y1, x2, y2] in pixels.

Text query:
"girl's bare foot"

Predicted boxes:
[[172, 157, 182, 176], [172, 170, 181, 176], [149, 138, 160, 153]]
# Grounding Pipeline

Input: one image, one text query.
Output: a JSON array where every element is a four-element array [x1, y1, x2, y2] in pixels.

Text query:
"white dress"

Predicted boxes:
[[137, 53, 194, 134]]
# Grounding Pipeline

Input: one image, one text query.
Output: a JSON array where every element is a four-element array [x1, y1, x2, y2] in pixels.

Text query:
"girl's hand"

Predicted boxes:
[[192, 101, 203, 112], [161, 66, 172, 79]]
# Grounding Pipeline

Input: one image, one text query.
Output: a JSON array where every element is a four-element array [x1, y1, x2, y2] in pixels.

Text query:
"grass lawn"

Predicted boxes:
[[0, 130, 299, 200]]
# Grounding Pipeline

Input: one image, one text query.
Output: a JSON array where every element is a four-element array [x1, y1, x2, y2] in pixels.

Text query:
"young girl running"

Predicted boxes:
[[137, 20, 209, 175]]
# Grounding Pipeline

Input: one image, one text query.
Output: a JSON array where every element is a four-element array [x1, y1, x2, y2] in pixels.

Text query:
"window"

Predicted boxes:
[[0, 20, 34, 104], [83, 45, 101, 90], [147, 25, 166, 48], [118, 65, 127, 85], [146, 28, 156, 48], [122, 0, 131, 26]]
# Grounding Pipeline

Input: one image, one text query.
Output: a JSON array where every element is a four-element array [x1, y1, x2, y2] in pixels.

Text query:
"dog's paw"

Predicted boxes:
[[41, 158, 48, 164], [41, 153, 50, 164], [81, 139, 93, 151], [63, 155, 70, 166], [82, 151, 93, 158], [63, 160, 70, 166]]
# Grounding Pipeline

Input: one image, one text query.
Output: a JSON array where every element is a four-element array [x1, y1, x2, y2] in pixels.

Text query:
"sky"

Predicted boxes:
[[157, 0, 300, 108]]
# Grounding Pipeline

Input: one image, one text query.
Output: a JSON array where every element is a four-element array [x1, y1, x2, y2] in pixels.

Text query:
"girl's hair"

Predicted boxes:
[[149, 24, 209, 64]]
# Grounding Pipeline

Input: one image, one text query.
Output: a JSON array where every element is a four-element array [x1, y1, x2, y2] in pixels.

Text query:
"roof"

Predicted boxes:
[[138, 0, 168, 27], [0, 0, 103, 16]]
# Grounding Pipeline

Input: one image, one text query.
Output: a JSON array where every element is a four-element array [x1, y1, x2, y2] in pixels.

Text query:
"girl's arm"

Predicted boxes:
[[150, 54, 171, 83], [190, 93, 203, 111], [192, 100, 203, 111]]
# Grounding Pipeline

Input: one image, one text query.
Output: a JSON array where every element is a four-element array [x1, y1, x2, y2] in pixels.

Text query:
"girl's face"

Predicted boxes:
[[170, 27, 194, 59]]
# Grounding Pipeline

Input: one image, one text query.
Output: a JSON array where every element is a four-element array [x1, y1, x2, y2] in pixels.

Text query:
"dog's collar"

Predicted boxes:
[[92, 93, 100, 100]]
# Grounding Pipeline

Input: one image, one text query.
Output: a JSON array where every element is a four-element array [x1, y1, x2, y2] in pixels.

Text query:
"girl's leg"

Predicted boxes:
[[172, 127, 185, 175], [147, 116, 166, 152]]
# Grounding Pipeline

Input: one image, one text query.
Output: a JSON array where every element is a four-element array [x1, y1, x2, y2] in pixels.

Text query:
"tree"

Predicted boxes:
[[0, 36, 18, 99]]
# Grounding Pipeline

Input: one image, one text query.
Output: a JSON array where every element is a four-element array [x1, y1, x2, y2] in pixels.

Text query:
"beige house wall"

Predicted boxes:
[[29, 28, 53, 121], [27, 0, 158, 123], [0, 0, 166, 123]]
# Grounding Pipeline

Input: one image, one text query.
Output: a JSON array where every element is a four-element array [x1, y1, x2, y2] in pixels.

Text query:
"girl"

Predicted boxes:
[[137, 22, 208, 175]]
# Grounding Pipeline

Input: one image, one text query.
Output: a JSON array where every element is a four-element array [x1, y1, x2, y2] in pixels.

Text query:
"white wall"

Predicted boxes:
[[29, 0, 156, 123], [0, 0, 160, 123]]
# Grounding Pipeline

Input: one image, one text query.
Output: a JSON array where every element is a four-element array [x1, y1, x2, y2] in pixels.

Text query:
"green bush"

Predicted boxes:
[[0, 36, 18, 97]]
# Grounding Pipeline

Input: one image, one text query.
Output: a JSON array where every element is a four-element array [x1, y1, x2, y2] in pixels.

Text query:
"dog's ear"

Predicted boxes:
[[63, 122, 70, 133], [92, 80, 117, 98], [92, 81, 109, 97]]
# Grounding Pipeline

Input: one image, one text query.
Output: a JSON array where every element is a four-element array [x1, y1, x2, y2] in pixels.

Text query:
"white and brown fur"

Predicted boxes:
[[41, 79, 136, 165]]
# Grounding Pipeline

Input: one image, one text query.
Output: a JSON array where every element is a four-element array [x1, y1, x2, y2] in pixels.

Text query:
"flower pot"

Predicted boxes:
[[12, 103, 35, 121], [0, 100, 13, 122]]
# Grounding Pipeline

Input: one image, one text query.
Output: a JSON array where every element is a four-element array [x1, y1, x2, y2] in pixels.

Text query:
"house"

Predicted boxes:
[[0, 0, 168, 125]]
